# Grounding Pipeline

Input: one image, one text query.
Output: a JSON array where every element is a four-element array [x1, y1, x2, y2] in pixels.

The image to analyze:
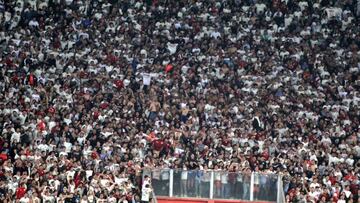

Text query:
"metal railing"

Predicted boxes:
[[151, 190, 158, 203], [143, 168, 286, 203]]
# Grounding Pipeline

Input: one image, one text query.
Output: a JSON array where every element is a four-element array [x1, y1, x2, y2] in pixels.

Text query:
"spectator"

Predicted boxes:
[[141, 184, 152, 203]]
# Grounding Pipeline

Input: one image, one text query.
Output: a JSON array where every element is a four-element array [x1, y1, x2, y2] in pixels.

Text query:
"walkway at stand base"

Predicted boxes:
[[157, 197, 274, 203]]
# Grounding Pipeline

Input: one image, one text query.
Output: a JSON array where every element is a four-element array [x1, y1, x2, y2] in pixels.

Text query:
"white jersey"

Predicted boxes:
[[141, 187, 152, 201]]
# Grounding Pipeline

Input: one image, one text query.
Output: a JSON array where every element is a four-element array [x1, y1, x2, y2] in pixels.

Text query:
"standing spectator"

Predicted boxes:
[[141, 184, 152, 203], [221, 171, 229, 198], [200, 166, 211, 198], [214, 165, 221, 198], [180, 166, 188, 197]]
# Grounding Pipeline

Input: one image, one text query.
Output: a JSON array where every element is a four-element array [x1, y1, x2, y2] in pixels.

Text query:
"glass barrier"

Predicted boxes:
[[253, 173, 278, 202], [199, 170, 212, 198], [150, 169, 170, 196], [173, 169, 211, 198], [236, 172, 252, 200], [143, 168, 281, 203], [212, 171, 251, 200]]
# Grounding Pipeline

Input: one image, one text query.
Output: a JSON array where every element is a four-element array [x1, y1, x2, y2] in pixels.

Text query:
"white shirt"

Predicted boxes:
[[254, 173, 260, 184], [221, 173, 228, 184], [161, 169, 170, 180], [42, 194, 55, 202], [64, 142, 72, 153], [255, 3, 266, 14], [344, 190, 352, 198], [29, 20, 39, 27], [19, 197, 30, 203], [142, 73, 151, 86], [308, 190, 320, 200], [181, 170, 188, 180], [214, 171, 221, 181], [107, 197, 117, 203], [141, 187, 152, 201], [309, 182, 320, 189], [80, 199, 88, 203], [11, 132, 21, 144]]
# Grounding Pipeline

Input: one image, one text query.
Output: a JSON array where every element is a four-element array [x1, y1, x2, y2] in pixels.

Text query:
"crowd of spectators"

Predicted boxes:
[[0, 0, 359, 202]]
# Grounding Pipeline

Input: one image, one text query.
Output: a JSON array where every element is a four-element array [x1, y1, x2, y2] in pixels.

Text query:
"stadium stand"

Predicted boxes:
[[0, 0, 359, 202]]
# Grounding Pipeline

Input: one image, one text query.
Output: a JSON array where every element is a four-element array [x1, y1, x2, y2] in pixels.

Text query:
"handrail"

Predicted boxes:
[[152, 190, 158, 203]]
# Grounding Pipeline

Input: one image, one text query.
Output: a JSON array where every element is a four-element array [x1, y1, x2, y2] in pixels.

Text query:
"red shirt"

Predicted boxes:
[[12, 75, 19, 83], [350, 183, 358, 195], [25, 150, 31, 157], [238, 60, 247, 68], [74, 174, 81, 188], [79, 71, 87, 78], [93, 111, 100, 120], [163, 142, 171, 152], [222, 139, 230, 147], [318, 192, 330, 201], [91, 151, 99, 159], [262, 150, 270, 160], [37, 121, 46, 131], [106, 54, 118, 64], [99, 102, 109, 109], [329, 176, 337, 185], [146, 132, 156, 142], [29, 73, 35, 86], [152, 139, 164, 151], [152, 0, 158, 6], [165, 64, 173, 73], [5, 58, 13, 66], [48, 107, 55, 114], [38, 169, 45, 176], [332, 189, 340, 202], [344, 174, 356, 182], [114, 80, 124, 89], [0, 154, 7, 161], [16, 187, 26, 199]]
